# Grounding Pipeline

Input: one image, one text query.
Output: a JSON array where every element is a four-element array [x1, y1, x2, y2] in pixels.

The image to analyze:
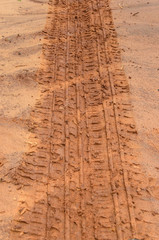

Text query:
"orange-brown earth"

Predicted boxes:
[[0, 0, 159, 240]]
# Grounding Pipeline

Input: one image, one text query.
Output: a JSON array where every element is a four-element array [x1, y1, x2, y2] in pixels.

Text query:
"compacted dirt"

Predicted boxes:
[[1, 0, 159, 240]]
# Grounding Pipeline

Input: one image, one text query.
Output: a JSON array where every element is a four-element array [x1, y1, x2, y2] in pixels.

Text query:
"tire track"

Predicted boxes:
[[46, 2, 68, 239], [93, 0, 137, 238], [45, 42, 57, 240], [65, 1, 85, 238], [8, 0, 152, 239], [78, 1, 118, 239], [97, 0, 137, 237]]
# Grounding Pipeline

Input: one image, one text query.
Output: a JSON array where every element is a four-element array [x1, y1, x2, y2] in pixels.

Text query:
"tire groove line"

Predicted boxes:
[[78, 1, 96, 238], [64, 0, 84, 238], [44, 7, 60, 240], [75, 11, 83, 240], [45, 92, 55, 240], [64, 0, 70, 239], [75, 1, 85, 237], [80, 2, 98, 238], [67, 1, 85, 238], [45, 3, 69, 239], [44, 23, 58, 240]]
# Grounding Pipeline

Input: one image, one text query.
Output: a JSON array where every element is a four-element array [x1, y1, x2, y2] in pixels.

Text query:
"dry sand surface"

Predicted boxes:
[[111, 0, 159, 233], [0, 0, 48, 239], [0, 0, 159, 239], [111, 0, 159, 183]]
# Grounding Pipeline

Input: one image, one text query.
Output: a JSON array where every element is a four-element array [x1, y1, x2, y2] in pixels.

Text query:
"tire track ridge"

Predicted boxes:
[[92, 3, 122, 237], [75, 2, 85, 236], [44, 92, 55, 240], [44, 7, 59, 238], [78, 2, 96, 238], [44, 46, 57, 239], [64, 0, 70, 239], [80, 1, 117, 239], [79, 1, 96, 238], [96, 0, 137, 238]]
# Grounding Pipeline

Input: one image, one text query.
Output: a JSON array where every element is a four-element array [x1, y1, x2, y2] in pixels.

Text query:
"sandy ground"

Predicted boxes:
[[0, 0, 159, 239], [0, 0, 48, 239], [111, 0, 159, 201]]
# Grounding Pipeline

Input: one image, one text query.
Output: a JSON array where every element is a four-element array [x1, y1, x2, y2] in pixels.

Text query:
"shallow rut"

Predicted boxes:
[[9, 0, 159, 240]]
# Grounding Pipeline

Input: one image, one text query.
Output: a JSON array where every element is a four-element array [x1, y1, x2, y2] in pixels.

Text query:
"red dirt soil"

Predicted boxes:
[[0, 0, 159, 240]]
